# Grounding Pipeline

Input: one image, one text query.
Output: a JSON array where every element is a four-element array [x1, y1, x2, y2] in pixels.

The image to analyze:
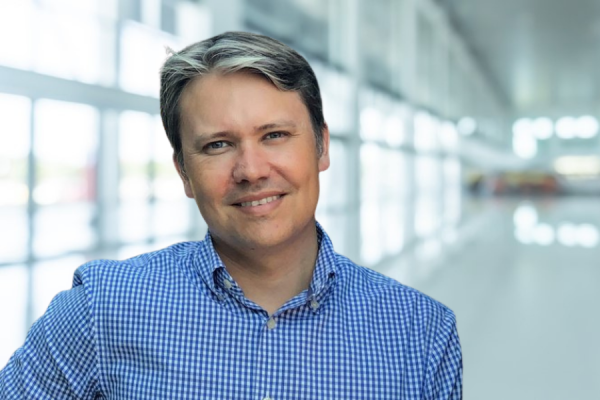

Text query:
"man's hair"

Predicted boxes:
[[160, 31, 326, 176]]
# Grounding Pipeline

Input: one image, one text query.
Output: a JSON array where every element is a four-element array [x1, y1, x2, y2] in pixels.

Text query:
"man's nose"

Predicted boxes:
[[232, 144, 271, 184]]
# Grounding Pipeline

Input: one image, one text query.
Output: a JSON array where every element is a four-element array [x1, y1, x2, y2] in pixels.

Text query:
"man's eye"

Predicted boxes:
[[265, 132, 286, 140], [206, 141, 229, 150]]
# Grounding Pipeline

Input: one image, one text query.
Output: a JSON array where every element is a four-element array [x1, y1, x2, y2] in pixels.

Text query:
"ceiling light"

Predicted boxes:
[[457, 117, 476, 136], [532, 117, 553, 140], [577, 224, 599, 248], [576, 115, 599, 139], [513, 203, 538, 228], [554, 156, 600, 176], [513, 130, 537, 159], [555, 117, 577, 139], [533, 223, 555, 246], [557, 223, 578, 247]]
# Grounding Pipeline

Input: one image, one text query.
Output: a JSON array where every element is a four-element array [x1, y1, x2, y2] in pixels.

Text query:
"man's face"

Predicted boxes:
[[176, 71, 330, 253]]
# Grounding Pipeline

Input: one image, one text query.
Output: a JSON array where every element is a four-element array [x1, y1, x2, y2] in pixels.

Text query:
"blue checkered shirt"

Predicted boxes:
[[1, 224, 462, 399]]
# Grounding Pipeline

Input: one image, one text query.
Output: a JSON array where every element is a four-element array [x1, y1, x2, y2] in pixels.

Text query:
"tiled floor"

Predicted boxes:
[[2, 196, 599, 398], [377, 196, 600, 399]]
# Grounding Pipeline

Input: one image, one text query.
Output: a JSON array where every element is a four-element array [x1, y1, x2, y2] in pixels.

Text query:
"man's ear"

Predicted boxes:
[[173, 154, 194, 198], [318, 123, 330, 172]]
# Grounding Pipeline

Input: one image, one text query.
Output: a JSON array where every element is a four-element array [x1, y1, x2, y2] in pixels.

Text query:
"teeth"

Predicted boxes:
[[239, 195, 281, 207]]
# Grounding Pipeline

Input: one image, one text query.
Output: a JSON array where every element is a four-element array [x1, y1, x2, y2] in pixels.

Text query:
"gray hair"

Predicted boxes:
[[160, 31, 326, 176]]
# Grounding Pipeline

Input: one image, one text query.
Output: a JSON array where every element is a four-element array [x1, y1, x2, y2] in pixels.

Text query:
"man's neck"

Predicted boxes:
[[212, 226, 319, 316]]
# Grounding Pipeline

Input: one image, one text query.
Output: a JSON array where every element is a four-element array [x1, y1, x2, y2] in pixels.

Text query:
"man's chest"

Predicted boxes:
[[98, 305, 425, 399]]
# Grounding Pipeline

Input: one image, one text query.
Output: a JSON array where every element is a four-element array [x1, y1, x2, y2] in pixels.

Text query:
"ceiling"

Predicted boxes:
[[440, 0, 600, 119]]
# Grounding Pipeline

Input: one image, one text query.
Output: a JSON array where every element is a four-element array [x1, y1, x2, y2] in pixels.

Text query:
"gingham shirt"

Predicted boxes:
[[1, 224, 462, 399]]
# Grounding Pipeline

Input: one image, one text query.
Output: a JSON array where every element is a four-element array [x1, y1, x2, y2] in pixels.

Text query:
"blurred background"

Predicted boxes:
[[1, 0, 599, 398]]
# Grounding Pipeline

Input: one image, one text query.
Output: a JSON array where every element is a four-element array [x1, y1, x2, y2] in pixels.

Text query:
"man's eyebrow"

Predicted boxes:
[[255, 121, 297, 131], [192, 131, 231, 147]]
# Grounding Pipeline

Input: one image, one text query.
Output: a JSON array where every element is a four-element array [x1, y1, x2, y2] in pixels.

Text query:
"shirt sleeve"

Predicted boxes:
[[0, 284, 101, 399], [424, 308, 463, 400]]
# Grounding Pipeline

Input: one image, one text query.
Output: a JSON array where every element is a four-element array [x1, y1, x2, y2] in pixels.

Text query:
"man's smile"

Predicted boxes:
[[236, 194, 284, 207]]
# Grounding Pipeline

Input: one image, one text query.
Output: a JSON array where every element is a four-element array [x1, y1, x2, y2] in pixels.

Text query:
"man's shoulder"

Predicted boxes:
[[334, 254, 454, 318], [74, 241, 201, 284]]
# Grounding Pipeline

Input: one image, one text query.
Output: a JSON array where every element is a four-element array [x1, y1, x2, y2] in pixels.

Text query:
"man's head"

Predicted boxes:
[[160, 31, 326, 177], [159, 32, 330, 253]]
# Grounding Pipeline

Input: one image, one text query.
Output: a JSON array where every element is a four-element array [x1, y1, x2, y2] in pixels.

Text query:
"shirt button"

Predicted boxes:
[[263, 397, 272, 400], [223, 279, 233, 290], [310, 298, 320, 310], [266, 318, 276, 330]]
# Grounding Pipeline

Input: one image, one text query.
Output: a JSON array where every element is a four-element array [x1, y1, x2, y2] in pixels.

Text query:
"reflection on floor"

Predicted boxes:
[[377, 196, 600, 399], [1, 196, 599, 399]]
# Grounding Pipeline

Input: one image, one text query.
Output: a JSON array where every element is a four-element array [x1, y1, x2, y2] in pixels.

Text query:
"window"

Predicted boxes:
[[0, 94, 31, 263], [33, 99, 99, 258]]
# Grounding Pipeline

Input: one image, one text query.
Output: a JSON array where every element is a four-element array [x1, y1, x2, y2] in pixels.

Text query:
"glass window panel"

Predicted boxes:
[[417, 14, 434, 104], [0, 207, 28, 263], [444, 158, 462, 226], [313, 64, 353, 134], [414, 112, 439, 152], [361, 201, 383, 266], [33, 203, 96, 257], [440, 121, 459, 153], [315, 210, 348, 256], [153, 115, 185, 201], [119, 201, 151, 243], [35, 8, 109, 84], [152, 199, 191, 238], [0, 93, 31, 207], [119, 110, 152, 201], [384, 105, 409, 148], [381, 149, 407, 201], [33, 255, 84, 320], [39, 0, 102, 15], [34, 99, 99, 205], [0, 265, 28, 367], [119, 111, 155, 243], [119, 21, 182, 97], [173, 1, 212, 44], [360, 143, 381, 202], [415, 155, 440, 194], [33, 99, 97, 257], [414, 196, 440, 238], [360, 107, 385, 141], [382, 202, 404, 255], [414, 155, 441, 238], [160, 1, 176, 34], [0, 1, 34, 69], [318, 139, 347, 211], [379, 149, 407, 256]]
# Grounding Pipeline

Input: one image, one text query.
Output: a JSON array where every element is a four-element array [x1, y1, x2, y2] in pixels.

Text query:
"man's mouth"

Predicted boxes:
[[236, 194, 284, 208]]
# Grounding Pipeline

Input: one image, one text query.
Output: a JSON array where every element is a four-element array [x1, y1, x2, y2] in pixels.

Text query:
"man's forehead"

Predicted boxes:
[[179, 72, 310, 134]]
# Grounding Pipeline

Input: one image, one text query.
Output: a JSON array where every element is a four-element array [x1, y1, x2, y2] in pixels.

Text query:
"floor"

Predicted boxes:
[[377, 196, 600, 399], [1, 196, 599, 398]]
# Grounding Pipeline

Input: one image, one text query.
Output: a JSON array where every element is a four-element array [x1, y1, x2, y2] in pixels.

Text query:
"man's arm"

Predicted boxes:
[[425, 308, 463, 400], [0, 284, 100, 399]]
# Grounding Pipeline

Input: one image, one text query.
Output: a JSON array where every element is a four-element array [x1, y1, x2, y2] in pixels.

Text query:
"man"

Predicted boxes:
[[1, 32, 462, 399]]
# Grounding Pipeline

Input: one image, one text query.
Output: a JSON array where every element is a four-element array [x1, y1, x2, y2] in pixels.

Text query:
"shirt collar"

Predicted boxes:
[[310, 221, 337, 297], [192, 221, 337, 298]]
